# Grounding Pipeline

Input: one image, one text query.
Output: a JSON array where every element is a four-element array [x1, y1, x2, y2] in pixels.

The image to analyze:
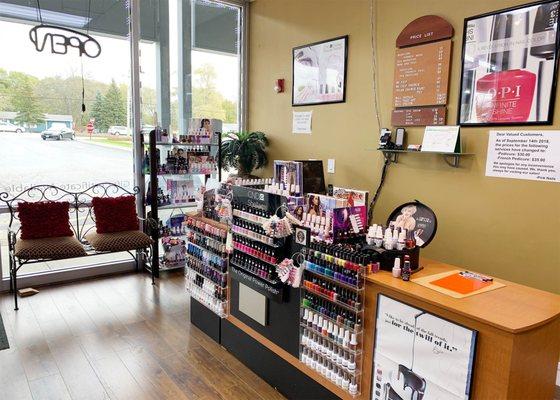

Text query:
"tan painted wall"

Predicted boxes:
[[247, 0, 560, 294]]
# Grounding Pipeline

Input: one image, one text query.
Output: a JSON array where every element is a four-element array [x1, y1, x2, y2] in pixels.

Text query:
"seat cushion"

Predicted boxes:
[[91, 196, 139, 233], [14, 236, 87, 260], [85, 230, 153, 252], [17, 201, 73, 240]]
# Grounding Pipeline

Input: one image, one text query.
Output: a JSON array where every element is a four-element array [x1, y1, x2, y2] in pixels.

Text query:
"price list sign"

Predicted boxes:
[[485, 131, 560, 183], [391, 106, 447, 127], [393, 40, 451, 108]]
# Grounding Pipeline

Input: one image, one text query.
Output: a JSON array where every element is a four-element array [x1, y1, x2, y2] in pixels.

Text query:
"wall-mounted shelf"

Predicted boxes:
[[378, 148, 473, 168]]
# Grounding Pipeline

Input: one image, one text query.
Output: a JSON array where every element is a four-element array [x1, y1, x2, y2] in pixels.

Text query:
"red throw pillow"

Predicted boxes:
[[92, 195, 139, 233], [18, 201, 73, 240]]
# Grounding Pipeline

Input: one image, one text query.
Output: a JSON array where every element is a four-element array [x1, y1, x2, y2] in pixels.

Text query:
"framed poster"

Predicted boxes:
[[292, 35, 348, 106], [372, 295, 477, 400], [458, 0, 560, 126]]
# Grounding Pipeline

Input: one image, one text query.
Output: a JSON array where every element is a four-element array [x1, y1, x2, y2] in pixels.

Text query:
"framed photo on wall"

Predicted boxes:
[[458, 0, 560, 126], [292, 35, 348, 106], [372, 294, 477, 400]]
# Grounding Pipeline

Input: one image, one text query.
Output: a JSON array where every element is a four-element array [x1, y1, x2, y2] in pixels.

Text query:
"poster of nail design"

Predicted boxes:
[[372, 295, 477, 400], [292, 36, 348, 106], [458, 0, 560, 126]]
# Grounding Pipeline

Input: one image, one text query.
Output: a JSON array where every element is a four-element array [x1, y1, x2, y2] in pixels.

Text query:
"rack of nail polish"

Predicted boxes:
[[230, 252, 280, 284], [185, 268, 228, 317], [183, 215, 230, 318], [230, 186, 292, 287], [299, 241, 366, 396]]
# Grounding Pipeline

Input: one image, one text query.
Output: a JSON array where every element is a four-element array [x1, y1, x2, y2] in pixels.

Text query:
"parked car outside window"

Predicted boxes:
[[0, 121, 25, 133]]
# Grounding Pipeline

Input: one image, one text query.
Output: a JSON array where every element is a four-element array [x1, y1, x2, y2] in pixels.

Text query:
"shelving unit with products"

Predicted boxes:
[[299, 241, 366, 397], [144, 124, 222, 279], [229, 185, 288, 291], [184, 214, 229, 318]]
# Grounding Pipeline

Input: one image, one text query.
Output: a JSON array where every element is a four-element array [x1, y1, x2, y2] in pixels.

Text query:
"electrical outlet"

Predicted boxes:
[[327, 159, 335, 174]]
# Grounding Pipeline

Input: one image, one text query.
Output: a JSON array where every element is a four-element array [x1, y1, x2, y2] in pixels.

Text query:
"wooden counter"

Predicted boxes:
[[366, 258, 560, 333], [225, 258, 560, 400], [361, 258, 560, 400]]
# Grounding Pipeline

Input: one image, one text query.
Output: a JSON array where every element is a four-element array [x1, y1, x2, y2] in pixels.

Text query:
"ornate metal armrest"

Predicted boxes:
[[7, 229, 17, 248], [137, 215, 159, 230]]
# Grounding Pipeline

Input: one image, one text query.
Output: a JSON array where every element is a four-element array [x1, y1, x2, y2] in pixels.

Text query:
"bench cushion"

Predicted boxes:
[[15, 236, 87, 260], [92, 196, 139, 233], [18, 201, 73, 240], [85, 230, 153, 252]]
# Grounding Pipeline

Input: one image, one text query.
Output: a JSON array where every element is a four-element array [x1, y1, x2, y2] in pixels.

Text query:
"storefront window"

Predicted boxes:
[[0, 0, 244, 283]]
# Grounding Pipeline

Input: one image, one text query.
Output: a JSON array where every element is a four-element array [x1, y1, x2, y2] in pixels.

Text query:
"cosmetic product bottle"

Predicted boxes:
[[402, 260, 411, 282], [475, 12, 535, 123], [392, 258, 402, 278], [342, 374, 350, 390], [349, 332, 357, 351]]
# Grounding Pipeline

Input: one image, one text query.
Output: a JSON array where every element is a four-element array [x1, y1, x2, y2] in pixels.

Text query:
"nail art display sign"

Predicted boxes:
[[292, 36, 348, 106], [372, 295, 477, 400], [458, 0, 560, 126], [485, 130, 560, 182]]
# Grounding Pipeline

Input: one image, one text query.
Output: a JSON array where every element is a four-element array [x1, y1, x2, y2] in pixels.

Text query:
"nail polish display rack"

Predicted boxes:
[[230, 186, 290, 294], [145, 127, 222, 279], [299, 242, 366, 397], [183, 215, 229, 318], [230, 203, 283, 285]]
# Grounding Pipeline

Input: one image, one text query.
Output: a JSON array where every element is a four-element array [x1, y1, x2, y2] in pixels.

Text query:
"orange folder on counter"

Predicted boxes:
[[430, 272, 493, 295]]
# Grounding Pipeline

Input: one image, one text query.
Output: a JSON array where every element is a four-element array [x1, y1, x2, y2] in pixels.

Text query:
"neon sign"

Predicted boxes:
[[29, 24, 101, 58]]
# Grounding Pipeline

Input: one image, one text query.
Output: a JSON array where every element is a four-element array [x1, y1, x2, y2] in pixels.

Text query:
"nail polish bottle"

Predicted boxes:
[[349, 333, 357, 351], [336, 368, 343, 386], [349, 378, 358, 395], [342, 374, 350, 390], [343, 330, 350, 348], [348, 354, 356, 371]]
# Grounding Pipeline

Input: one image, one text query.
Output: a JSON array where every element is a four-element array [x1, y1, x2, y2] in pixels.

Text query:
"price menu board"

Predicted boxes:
[[393, 40, 452, 108], [391, 106, 447, 126]]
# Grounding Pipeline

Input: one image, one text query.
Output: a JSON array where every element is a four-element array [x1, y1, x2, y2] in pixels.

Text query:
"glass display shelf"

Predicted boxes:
[[153, 203, 198, 211], [187, 240, 229, 262], [185, 269, 227, 299], [300, 324, 363, 356], [231, 228, 281, 248], [146, 142, 219, 147], [185, 253, 228, 275], [159, 260, 187, 271], [300, 304, 363, 335], [376, 148, 474, 168], [304, 264, 364, 291], [302, 284, 363, 313], [300, 344, 362, 378]]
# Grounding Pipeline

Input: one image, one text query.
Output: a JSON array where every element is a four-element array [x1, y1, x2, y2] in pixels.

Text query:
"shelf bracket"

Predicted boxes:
[[442, 154, 460, 168], [382, 151, 398, 164]]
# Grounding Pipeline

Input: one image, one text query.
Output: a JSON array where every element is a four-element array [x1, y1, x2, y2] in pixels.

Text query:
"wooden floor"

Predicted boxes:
[[0, 271, 287, 400]]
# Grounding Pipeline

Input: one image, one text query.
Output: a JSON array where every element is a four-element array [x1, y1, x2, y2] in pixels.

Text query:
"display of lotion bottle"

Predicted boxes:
[[392, 258, 402, 278]]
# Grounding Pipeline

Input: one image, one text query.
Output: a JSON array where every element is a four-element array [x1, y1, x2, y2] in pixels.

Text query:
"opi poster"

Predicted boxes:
[[372, 295, 477, 400], [292, 36, 348, 106], [458, 0, 560, 126]]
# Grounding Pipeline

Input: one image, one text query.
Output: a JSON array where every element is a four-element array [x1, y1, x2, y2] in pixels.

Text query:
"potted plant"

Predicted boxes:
[[221, 131, 269, 178]]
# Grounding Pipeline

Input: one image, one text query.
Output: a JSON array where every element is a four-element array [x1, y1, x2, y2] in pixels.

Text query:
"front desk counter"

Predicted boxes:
[[224, 258, 560, 400]]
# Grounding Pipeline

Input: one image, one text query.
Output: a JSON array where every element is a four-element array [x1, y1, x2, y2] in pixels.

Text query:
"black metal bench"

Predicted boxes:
[[0, 183, 155, 310]]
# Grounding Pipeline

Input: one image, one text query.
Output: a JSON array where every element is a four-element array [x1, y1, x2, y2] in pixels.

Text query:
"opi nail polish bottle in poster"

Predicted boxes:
[[475, 12, 536, 123]]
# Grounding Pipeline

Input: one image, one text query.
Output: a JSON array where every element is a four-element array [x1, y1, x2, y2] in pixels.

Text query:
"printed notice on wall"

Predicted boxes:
[[292, 111, 312, 134], [485, 131, 560, 183]]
